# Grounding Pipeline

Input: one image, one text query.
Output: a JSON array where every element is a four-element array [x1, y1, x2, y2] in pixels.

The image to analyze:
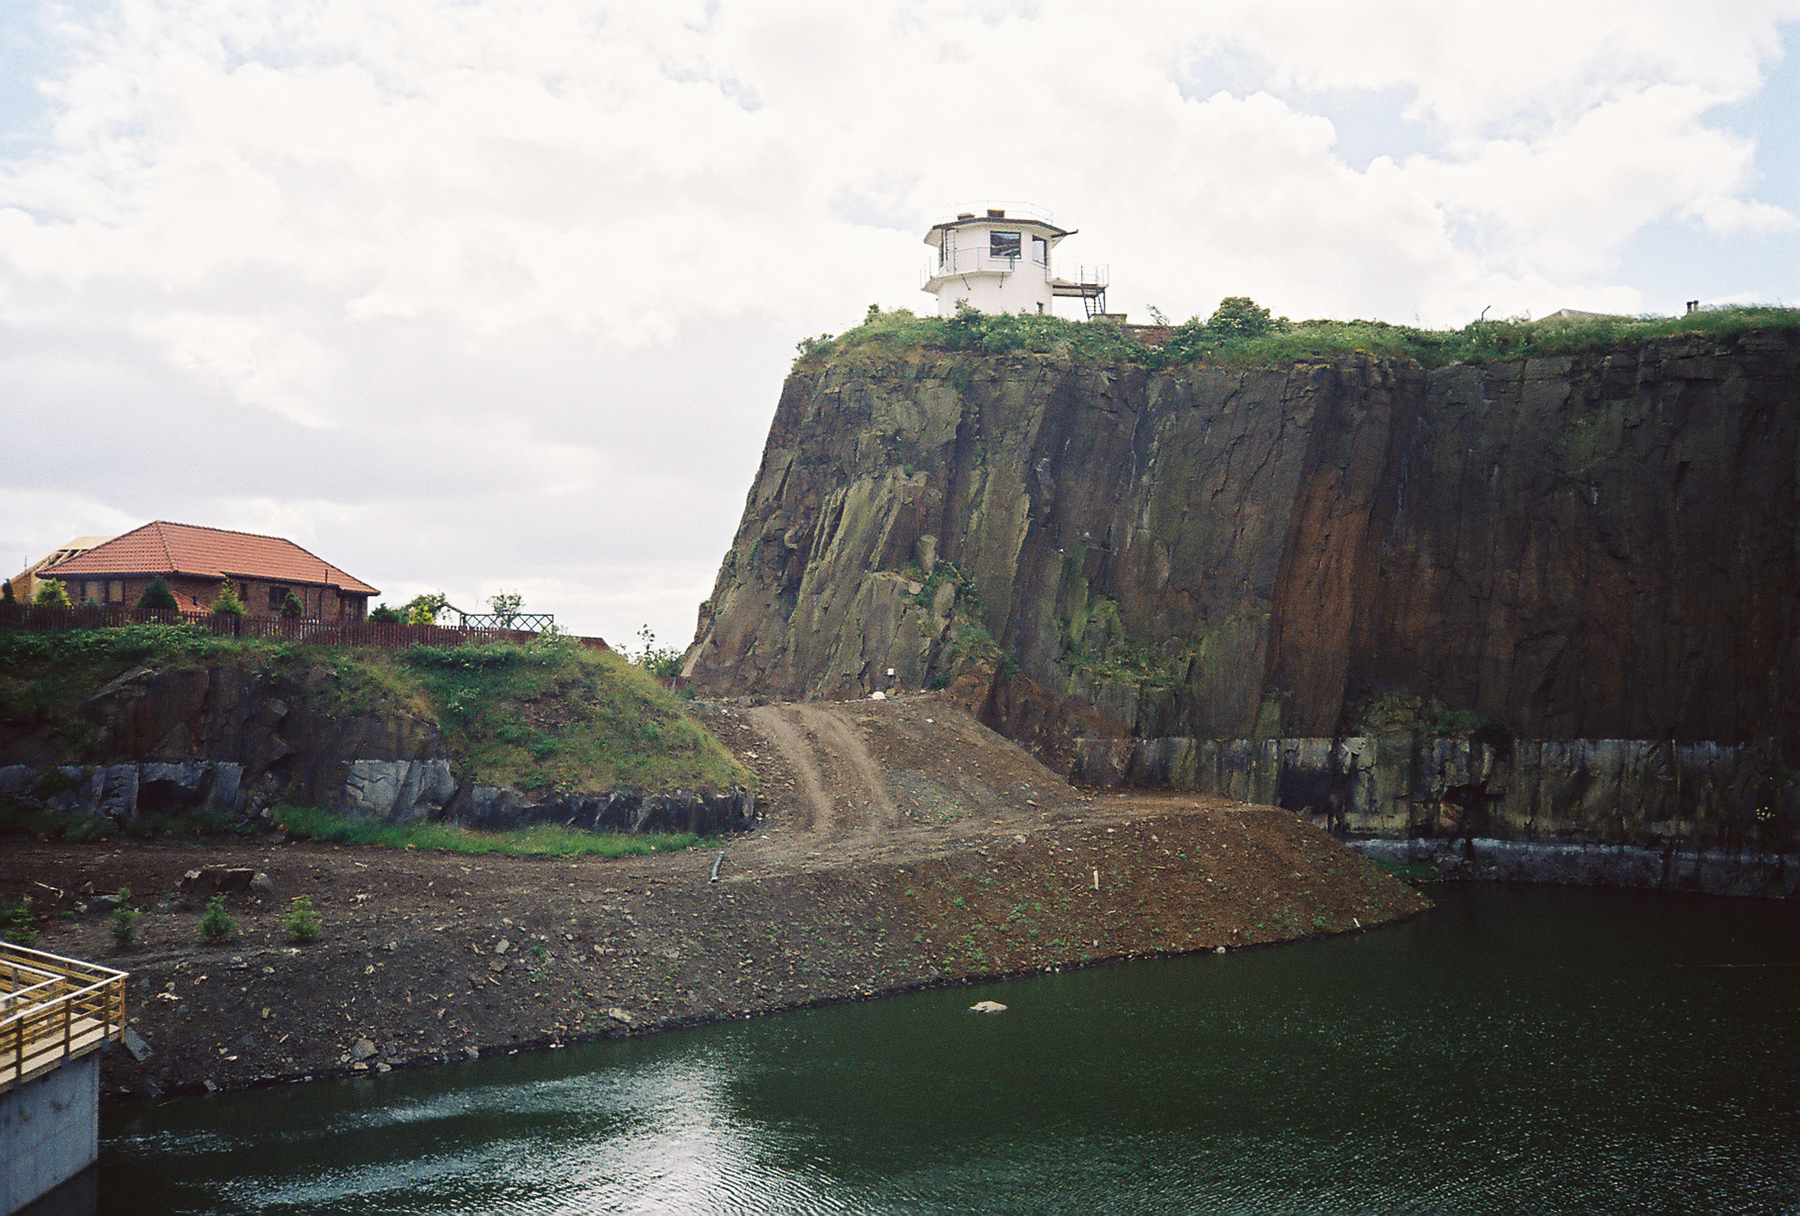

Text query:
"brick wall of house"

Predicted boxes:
[[59, 574, 366, 620]]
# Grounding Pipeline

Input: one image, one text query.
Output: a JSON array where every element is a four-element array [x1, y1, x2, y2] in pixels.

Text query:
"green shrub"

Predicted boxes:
[[0, 899, 37, 946], [33, 579, 70, 608], [368, 603, 403, 624], [198, 894, 236, 944], [1207, 295, 1275, 339], [403, 592, 448, 625], [135, 577, 179, 612], [284, 895, 321, 944], [209, 583, 247, 616], [109, 887, 140, 949], [807, 301, 1800, 373], [630, 624, 685, 679], [279, 589, 306, 619]]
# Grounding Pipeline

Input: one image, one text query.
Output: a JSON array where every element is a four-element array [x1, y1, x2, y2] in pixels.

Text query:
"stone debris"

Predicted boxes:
[[968, 1000, 1007, 1014], [179, 867, 259, 895], [120, 1026, 154, 1062]]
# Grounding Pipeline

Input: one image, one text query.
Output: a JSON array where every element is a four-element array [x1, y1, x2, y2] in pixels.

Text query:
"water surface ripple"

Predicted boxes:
[[98, 886, 1800, 1214]]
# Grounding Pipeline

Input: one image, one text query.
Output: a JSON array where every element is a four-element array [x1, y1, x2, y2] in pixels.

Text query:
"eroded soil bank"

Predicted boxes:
[[1, 694, 1426, 1100]]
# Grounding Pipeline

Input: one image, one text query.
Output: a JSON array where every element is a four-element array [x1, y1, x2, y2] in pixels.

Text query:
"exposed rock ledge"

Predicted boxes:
[[0, 760, 757, 838], [1071, 734, 1786, 855], [1354, 838, 1798, 899]]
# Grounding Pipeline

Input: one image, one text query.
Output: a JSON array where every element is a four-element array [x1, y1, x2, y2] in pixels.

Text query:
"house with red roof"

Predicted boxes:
[[39, 521, 379, 620]]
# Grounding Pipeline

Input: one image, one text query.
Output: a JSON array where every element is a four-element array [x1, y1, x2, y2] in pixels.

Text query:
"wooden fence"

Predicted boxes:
[[0, 604, 608, 651], [0, 942, 127, 1093]]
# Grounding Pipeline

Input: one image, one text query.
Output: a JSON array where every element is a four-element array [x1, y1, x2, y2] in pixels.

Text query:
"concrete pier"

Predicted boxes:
[[0, 1054, 99, 1215]]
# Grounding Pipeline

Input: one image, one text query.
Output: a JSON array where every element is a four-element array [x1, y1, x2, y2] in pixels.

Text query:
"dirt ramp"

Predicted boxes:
[[732, 694, 1085, 842]]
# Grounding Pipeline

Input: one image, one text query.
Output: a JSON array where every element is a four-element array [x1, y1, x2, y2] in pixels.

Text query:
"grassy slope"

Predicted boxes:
[[0, 625, 748, 796]]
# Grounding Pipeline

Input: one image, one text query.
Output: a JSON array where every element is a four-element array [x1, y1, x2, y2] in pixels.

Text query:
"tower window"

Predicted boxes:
[[1032, 235, 1048, 265], [990, 230, 1021, 260]]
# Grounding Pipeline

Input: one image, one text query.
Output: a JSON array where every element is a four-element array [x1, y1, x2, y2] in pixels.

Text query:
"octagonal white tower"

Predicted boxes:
[[922, 202, 1106, 318]]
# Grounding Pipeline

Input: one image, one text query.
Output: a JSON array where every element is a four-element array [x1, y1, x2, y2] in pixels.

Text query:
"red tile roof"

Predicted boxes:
[[41, 521, 378, 595]]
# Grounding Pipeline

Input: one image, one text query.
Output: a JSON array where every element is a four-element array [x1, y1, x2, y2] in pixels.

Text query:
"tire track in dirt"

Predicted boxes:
[[746, 705, 838, 832], [746, 702, 900, 837]]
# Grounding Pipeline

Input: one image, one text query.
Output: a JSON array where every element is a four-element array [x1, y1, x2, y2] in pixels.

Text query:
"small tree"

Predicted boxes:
[[280, 589, 306, 619], [198, 894, 236, 944], [403, 592, 449, 625], [368, 603, 403, 624], [109, 887, 140, 950], [137, 577, 179, 612], [632, 624, 685, 679], [33, 578, 70, 607], [2, 580, 14, 604], [284, 895, 321, 945], [210, 582, 247, 616], [489, 591, 523, 627]]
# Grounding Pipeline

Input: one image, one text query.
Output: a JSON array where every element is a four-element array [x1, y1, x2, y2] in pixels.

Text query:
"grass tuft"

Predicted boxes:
[[271, 804, 715, 858]]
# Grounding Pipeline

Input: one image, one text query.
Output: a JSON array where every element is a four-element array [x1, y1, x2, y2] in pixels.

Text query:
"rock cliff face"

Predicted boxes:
[[686, 331, 1800, 849]]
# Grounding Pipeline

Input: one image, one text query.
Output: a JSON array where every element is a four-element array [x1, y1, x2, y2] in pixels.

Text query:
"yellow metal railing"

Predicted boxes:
[[0, 942, 127, 1092]]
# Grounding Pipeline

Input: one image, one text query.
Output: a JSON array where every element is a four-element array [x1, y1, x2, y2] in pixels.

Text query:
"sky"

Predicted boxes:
[[2, 1, 1797, 650]]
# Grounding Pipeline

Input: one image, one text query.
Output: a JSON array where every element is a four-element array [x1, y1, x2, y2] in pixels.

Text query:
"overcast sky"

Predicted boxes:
[[3, 1, 1797, 649]]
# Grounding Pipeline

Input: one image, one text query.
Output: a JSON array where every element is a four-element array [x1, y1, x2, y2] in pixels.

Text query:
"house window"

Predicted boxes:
[[269, 585, 288, 611], [990, 230, 1021, 260], [1032, 235, 1048, 265], [108, 580, 123, 603]]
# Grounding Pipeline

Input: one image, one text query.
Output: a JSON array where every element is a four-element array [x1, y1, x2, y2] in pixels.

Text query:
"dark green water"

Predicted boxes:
[[96, 886, 1800, 1214]]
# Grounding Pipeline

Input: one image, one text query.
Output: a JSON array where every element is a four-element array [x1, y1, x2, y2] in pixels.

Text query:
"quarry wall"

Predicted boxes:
[[686, 331, 1800, 851]]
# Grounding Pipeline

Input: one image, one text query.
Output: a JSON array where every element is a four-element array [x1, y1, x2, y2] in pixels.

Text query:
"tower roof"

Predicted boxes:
[[924, 202, 1073, 246]]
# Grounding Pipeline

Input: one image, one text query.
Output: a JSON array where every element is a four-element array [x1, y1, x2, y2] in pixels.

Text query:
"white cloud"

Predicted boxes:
[[1, 0, 1797, 644]]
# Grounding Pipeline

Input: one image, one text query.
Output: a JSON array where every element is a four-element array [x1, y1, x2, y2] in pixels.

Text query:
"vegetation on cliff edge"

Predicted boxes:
[[796, 300, 1800, 372], [0, 624, 749, 799]]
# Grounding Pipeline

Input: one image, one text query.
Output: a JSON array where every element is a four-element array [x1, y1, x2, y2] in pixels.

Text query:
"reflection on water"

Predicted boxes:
[[93, 886, 1800, 1214]]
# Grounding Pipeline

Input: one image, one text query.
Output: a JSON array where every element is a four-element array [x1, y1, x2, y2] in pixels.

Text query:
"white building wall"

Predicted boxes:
[[925, 220, 1058, 317]]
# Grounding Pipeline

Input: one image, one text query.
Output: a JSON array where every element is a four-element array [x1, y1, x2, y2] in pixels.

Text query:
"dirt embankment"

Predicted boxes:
[[1, 694, 1426, 1100]]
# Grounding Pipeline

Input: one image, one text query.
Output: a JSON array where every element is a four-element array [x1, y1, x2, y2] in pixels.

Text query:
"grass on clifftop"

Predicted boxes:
[[795, 301, 1800, 372], [0, 624, 748, 797]]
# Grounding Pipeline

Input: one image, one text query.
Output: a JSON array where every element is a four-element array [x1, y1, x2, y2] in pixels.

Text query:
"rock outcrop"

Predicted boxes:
[[0, 664, 754, 835], [686, 331, 1800, 850]]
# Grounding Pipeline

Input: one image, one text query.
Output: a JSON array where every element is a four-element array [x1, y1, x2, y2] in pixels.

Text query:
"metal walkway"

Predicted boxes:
[[0, 943, 127, 1093]]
